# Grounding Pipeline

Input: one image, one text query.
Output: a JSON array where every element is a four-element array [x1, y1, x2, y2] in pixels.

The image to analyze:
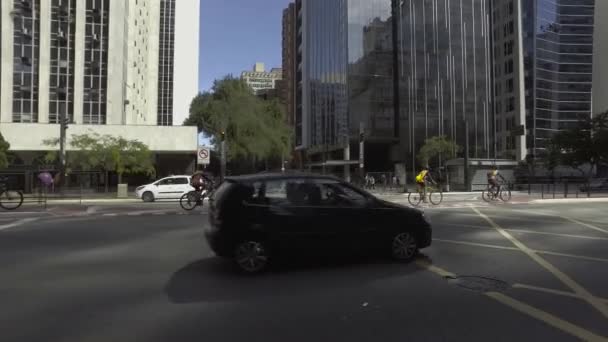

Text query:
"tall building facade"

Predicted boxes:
[[240, 63, 283, 95], [398, 0, 496, 172], [0, 0, 199, 163], [282, 3, 296, 136], [291, 0, 497, 173], [493, 0, 597, 158]]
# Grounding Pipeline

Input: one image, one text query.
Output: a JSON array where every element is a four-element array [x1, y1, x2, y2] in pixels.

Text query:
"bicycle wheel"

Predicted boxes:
[[180, 192, 198, 211], [481, 190, 492, 202], [0, 190, 24, 210], [499, 188, 512, 202], [408, 191, 422, 206], [429, 190, 443, 205]]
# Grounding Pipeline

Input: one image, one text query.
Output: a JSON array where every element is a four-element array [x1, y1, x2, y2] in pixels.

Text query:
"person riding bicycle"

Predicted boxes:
[[415, 166, 435, 197], [191, 170, 212, 194], [487, 165, 506, 195]]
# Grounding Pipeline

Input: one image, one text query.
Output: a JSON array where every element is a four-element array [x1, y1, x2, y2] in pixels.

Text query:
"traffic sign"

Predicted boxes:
[[197, 147, 210, 165]]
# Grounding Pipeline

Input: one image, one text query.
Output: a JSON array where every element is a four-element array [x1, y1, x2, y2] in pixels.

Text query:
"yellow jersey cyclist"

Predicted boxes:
[[415, 166, 435, 196], [487, 165, 506, 196]]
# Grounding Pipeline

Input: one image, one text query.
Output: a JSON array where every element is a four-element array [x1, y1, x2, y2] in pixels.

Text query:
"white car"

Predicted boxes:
[[135, 175, 195, 202]]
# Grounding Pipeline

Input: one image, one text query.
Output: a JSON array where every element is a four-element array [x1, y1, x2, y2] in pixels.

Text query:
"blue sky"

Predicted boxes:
[[198, 0, 292, 92]]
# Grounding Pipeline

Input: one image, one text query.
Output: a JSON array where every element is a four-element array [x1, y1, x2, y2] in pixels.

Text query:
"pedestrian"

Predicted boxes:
[[370, 175, 376, 190], [381, 174, 387, 190], [392, 175, 397, 189]]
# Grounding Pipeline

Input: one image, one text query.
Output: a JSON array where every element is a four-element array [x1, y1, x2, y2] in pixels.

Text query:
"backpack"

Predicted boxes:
[[416, 170, 428, 183]]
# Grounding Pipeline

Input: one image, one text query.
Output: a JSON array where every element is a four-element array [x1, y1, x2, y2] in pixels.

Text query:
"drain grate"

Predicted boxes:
[[446, 275, 510, 293]]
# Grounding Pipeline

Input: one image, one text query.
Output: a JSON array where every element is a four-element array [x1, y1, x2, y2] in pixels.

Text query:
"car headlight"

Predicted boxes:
[[136, 186, 145, 191]]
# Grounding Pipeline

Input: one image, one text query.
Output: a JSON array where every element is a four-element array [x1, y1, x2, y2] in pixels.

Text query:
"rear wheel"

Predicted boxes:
[[408, 191, 423, 206], [391, 231, 418, 261], [0, 190, 24, 210], [482, 189, 494, 202], [180, 191, 198, 211], [234, 240, 270, 274]]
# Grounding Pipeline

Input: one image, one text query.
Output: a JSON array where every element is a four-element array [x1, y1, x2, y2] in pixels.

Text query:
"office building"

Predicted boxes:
[[493, 0, 597, 158], [593, 0, 608, 115], [0, 0, 199, 175], [282, 3, 296, 136], [240, 63, 283, 95]]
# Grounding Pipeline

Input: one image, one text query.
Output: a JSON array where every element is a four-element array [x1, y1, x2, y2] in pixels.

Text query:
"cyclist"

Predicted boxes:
[[190, 170, 213, 202], [487, 165, 506, 196], [415, 166, 435, 198]]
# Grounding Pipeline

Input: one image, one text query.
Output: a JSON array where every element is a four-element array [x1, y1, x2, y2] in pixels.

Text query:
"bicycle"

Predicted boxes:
[[408, 183, 443, 206], [0, 177, 24, 210], [482, 181, 511, 202], [180, 184, 214, 211]]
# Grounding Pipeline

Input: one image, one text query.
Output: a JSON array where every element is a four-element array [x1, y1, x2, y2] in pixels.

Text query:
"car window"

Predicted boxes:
[[157, 178, 172, 186], [173, 177, 189, 185], [316, 181, 368, 208]]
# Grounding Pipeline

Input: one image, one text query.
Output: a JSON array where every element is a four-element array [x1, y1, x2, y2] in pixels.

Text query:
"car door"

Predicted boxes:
[[155, 178, 179, 199], [312, 180, 376, 254], [173, 177, 192, 197]]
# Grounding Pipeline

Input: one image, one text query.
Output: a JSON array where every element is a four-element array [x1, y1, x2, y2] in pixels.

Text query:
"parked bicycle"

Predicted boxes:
[[0, 177, 24, 210], [482, 181, 512, 202], [408, 183, 443, 206]]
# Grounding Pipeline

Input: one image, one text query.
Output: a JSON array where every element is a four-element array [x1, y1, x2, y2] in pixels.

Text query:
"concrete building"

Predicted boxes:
[[593, 0, 608, 116], [240, 63, 283, 95], [0, 0, 199, 178]]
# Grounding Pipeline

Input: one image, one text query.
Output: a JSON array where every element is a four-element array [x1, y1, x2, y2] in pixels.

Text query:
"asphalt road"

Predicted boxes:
[[1, 202, 607, 341]]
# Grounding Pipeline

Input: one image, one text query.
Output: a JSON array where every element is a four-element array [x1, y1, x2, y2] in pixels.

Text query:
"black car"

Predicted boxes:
[[205, 173, 432, 273]]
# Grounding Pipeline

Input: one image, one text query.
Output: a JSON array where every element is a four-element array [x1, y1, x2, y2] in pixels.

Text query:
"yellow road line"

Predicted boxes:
[[433, 238, 608, 264], [415, 260, 608, 341], [513, 283, 608, 305], [472, 208, 608, 320], [485, 292, 608, 342]]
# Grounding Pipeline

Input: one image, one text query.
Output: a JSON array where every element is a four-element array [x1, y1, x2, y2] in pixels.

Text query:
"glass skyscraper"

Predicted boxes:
[[397, 0, 495, 171], [524, 0, 595, 155]]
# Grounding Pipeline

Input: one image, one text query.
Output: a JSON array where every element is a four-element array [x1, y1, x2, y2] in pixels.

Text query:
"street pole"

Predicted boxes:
[[59, 111, 68, 188], [464, 120, 470, 192], [220, 131, 226, 183], [359, 122, 365, 184]]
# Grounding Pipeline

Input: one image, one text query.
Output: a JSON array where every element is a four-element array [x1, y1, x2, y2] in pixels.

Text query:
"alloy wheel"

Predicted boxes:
[[391, 232, 418, 261], [234, 241, 269, 273]]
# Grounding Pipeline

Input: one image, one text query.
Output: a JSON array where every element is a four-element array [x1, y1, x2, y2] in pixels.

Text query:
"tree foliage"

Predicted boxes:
[[417, 136, 461, 167], [184, 76, 291, 165], [44, 133, 155, 182], [548, 110, 608, 178], [0, 133, 10, 170]]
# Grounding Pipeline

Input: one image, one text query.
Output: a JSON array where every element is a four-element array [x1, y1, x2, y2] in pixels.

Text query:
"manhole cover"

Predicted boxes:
[[446, 276, 509, 293]]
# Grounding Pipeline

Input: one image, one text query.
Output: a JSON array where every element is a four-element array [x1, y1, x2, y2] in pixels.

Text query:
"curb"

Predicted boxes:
[[530, 197, 608, 204]]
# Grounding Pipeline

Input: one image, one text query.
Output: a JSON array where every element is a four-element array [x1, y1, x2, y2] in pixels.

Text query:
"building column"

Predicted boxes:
[[0, 1, 14, 123], [514, 0, 527, 161], [343, 144, 350, 182], [37, 0, 51, 124], [106, 0, 127, 125], [73, 0, 86, 124]]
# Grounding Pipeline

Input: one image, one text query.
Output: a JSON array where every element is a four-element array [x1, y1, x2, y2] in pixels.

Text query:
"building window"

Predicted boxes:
[[12, 0, 41, 123], [49, 0, 76, 124], [506, 78, 514, 93], [82, 0, 109, 125], [157, 0, 175, 126], [504, 59, 513, 74]]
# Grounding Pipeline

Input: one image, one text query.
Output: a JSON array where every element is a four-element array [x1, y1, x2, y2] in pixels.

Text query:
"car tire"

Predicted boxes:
[[233, 239, 271, 274], [390, 231, 418, 262], [142, 191, 155, 203]]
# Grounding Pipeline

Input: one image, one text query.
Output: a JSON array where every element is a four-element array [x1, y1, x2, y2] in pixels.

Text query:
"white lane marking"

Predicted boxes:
[[440, 223, 608, 241], [434, 238, 608, 264], [486, 292, 608, 342], [102, 213, 118, 217], [512, 283, 608, 305], [473, 208, 608, 320], [0, 218, 39, 231], [559, 216, 608, 235], [416, 260, 608, 341]]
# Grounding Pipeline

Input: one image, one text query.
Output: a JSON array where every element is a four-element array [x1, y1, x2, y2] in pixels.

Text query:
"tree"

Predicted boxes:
[[0, 133, 10, 170], [44, 133, 155, 189], [417, 136, 461, 168], [549, 110, 608, 182], [184, 76, 291, 172]]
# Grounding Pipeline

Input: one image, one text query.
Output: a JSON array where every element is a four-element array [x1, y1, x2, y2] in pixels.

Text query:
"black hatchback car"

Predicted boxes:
[[205, 173, 432, 273]]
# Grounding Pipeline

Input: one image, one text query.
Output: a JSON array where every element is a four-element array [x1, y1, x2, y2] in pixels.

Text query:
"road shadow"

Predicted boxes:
[[165, 254, 429, 304]]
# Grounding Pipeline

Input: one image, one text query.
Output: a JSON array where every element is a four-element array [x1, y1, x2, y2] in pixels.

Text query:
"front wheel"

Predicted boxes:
[[180, 192, 198, 211], [429, 190, 443, 205], [499, 188, 512, 202], [408, 191, 423, 206], [234, 240, 270, 274], [391, 231, 418, 262], [0, 190, 24, 210]]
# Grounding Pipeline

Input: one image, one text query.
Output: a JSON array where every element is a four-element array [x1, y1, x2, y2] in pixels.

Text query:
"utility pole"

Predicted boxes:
[[220, 130, 226, 183], [59, 111, 69, 187], [359, 122, 365, 183], [464, 120, 470, 192]]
